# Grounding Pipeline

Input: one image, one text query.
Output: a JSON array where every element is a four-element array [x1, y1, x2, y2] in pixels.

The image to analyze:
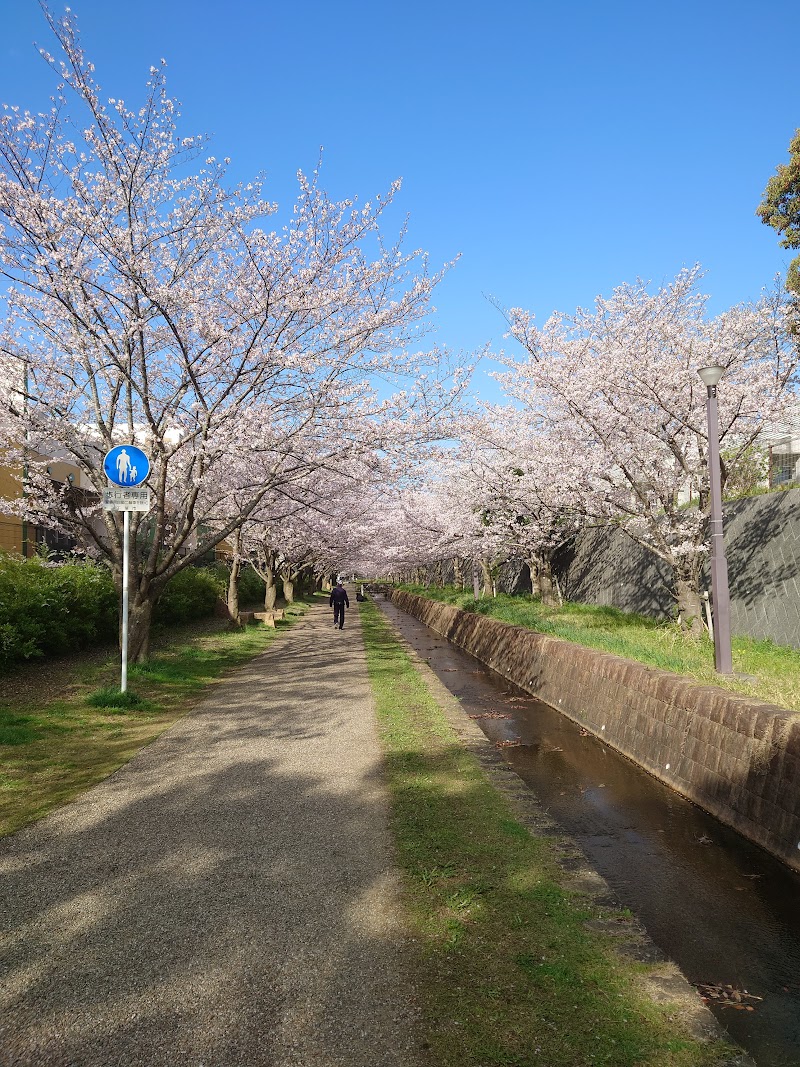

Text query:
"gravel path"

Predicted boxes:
[[0, 597, 423, 1066]]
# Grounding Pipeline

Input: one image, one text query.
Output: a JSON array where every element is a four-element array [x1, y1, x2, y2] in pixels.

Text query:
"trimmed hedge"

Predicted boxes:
[[0, 555, 271, 670], [0, 556, 117, 668]]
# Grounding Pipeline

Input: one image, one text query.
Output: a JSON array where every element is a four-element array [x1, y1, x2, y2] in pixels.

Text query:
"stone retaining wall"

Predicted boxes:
[[551, 487, 800, 648], [391, 590, 800, 873]]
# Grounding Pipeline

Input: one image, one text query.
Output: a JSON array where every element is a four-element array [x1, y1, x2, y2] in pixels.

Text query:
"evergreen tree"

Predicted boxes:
[[758, 128, 800, 295]]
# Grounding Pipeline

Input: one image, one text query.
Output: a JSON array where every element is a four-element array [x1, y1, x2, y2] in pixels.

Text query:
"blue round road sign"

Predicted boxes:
[[103, 445, 150, 487]]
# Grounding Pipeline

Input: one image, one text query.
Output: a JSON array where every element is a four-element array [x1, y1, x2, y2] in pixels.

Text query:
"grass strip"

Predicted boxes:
[[399, 585, 800, 713], [0, 599, 310, 837], [360, 598, 737, 1067], [85, 688, 151, 709]]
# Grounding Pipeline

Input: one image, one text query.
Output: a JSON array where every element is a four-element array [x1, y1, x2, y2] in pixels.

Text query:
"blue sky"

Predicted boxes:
[[2, 0, 799, 398]]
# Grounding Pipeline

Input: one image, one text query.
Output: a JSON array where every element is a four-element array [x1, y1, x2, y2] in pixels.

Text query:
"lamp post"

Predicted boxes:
[[698, 365, 733, 674]]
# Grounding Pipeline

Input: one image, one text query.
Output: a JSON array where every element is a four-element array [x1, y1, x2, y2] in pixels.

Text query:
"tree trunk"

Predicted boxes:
[[259, 559, 277, 610], [528, 559, 541, 599], [283, 579, 295, 604], [480, 559, 492, 598], [126, 595, 155, 664], [537, 556, 558, 607], [453, 556, 462, 590], [676, 578, 704, 635], [227, 530, 242, 620]]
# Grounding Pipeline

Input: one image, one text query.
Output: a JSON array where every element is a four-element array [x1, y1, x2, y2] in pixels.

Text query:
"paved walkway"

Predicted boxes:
[[0, 597, 422, 1066]]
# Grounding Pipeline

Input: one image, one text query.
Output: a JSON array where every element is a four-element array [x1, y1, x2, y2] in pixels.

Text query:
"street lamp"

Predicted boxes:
[[698, 365, 733, 674]]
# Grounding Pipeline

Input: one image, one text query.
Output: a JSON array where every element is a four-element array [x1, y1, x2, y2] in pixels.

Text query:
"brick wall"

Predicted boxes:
[[391, 590, 800, 873]]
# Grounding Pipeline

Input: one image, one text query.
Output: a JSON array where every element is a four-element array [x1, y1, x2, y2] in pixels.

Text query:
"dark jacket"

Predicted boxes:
[[329, 585, 349, 607]]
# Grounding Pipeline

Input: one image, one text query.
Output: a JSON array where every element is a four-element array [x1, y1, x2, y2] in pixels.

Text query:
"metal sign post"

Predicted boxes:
[[102, 447, 151, 693], [121, 510, 130, 692]]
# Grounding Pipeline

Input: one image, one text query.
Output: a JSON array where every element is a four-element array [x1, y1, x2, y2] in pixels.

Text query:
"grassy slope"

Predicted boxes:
[[360, 598, 736, 1067], [0, 600, 309, 837], [399, 585, 800, 713]]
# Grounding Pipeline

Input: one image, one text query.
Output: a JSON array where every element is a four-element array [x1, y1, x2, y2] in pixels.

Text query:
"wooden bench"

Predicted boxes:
[[234, 610, 285, 628], [251, 609, 285, 627]]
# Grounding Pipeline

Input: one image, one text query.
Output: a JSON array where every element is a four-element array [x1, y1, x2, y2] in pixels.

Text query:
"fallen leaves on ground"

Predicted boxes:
[[695, 983, 763, 1010]]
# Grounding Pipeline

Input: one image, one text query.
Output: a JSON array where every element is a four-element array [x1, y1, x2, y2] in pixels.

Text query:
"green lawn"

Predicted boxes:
[[399, 585, 800, 713], [360, 599, 736, 1067], [0, 600, 310, 837]]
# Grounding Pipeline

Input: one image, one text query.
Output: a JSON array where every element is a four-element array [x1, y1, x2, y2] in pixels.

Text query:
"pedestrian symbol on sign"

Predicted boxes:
[[116, 449, 131, 482], [103, 445, 150, 488]]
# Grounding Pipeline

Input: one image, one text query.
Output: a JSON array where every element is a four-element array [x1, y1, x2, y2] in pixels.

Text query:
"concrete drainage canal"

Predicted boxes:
[[376, 596, 800, 1067]]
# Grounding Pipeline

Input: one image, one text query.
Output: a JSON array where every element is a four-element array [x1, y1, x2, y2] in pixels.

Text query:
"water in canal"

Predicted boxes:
[[376, 597, 800, 1067]]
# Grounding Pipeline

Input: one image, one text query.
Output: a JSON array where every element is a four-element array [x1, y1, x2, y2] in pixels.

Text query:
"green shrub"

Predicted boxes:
[[0, 621, 40, 664], [0, 555, 256, 670], [461, 596, 495, 615], [0, 555, 117, 669], [191, 561, 265, 605], [46, 559, 119, 652], [155, 566, 225, 626], [237, 565, 266, 605]]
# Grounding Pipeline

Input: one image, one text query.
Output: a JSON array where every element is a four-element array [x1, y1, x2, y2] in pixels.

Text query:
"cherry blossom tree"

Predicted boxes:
[[0, 8, 464, 659], [209, 446, 369, 616], [219, 439, 430, 613], [496, 268, 798, 630], [344, 454, 496, 590], [456, 414, 582, 603], [344, 482, 454, 582]]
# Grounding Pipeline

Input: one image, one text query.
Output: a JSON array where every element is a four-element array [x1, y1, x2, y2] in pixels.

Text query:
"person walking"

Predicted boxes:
[[330, 581, 349, 629]]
